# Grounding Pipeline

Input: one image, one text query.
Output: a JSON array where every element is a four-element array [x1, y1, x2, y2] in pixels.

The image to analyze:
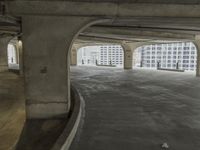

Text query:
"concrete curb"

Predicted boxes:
[[158, 68, 185, 72], [51, 85, 82, 150]]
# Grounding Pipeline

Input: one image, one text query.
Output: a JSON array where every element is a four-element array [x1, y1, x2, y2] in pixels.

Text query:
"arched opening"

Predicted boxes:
[[0, 37, 25, 150], [133, 42, 197, 74], [7, 43, 19, 69], [69, 19, 200, 150], [8, 43, 17, 64], [76, 45, 124, 67]]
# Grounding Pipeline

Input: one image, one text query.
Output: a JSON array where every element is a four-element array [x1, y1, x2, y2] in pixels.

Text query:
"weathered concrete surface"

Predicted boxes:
[[0, 71, 25, 150], [7, 1, 200, 19], [22, 15, 96, 119], [15, 119, 67, 150], [122, 43, 142, 69], [70, 66, 200, 150], [71, 47, 78, 66]]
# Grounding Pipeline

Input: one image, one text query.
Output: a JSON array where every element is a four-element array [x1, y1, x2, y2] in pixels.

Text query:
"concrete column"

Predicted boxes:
[[17, 40, 23, 75], [70, 47, 77, 66], [22, 16, 95, 119], [195, 35, 200, 77], [124, 49, 133, 69], [122, 43, 140, 70], [0, 37, 12, 72], [197, 50, 200, 77]]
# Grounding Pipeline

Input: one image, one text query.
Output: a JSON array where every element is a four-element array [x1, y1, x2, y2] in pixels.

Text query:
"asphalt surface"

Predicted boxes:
[[70, 66, 200, 150]]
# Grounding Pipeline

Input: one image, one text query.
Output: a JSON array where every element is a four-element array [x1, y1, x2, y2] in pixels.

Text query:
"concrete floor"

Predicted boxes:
[[70, 66, 200, 150], [15, 119, 68, 150], [0, 71, 25, 150]]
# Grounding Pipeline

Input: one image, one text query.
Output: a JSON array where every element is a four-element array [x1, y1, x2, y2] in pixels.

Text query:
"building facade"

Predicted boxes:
[[99, 45, 123, 66], [77, 45, 124, 67], [77, 46, 100, 65], [136, 42, 197, 71]]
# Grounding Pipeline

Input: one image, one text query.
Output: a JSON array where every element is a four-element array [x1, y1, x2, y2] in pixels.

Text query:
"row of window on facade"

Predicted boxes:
[[146, 46, 196, 50], [77, 46, 124, 66], [78, 43, 197, 71], [138, 42, 197, 71], [143, 56, 196, 59]]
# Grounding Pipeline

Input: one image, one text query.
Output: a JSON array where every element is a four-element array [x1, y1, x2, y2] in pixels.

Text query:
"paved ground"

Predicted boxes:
[[70, 66, 200, 150], [15, 119, 67, 150], [0, 71, 25, 150]]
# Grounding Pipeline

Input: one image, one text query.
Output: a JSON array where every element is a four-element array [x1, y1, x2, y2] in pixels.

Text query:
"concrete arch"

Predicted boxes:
[[135, 41, 198, 73], [191, 40, 200, 77], [67, 18, 113, 59], [21, 16, 114, 119], [75, 44, 124, 67], [0, 36, 15, 72], [8, 43, 17, 64]]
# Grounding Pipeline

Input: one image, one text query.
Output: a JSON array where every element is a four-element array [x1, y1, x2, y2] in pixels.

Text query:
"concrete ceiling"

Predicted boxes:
[[80, 25, 195, 41], [77, 18, 197, 44], [0, 15, 20, 38], [1, 0, 199, 44]]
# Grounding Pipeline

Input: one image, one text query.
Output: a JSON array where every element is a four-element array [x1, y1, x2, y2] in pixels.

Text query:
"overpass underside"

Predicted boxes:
[[1, 1, 200, 149]]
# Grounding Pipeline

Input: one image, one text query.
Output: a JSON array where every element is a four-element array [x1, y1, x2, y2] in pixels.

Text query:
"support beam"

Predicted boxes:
[[9, 38, 23, 75], [0, 37, 12, 72], [7, 1, 200, 19], [22, 15, 95, 119], [82, 26, 195, 41]]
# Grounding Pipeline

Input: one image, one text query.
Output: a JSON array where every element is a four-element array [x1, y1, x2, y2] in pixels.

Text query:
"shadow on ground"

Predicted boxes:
[[0, 71, 25, 150], [15, 119, 68, 150]]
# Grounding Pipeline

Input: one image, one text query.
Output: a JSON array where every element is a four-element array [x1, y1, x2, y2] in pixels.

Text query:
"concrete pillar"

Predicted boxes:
[[197, 49, 200, 77], [22, 16, 95, 119], [122, 43, 140, 70], [124, 49, 133, 69], [195, 36, 200, 77], [17, 40, 24, 75], [0, 37, 12, 72], [70, 47, 77, 66]]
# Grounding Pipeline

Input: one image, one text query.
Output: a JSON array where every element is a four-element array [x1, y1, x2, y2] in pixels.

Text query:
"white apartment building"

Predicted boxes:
[[77, 45, 124, 67], [136, 42, 197, 71], [99, 45, 123, 66], [77, 43, 196, 71]]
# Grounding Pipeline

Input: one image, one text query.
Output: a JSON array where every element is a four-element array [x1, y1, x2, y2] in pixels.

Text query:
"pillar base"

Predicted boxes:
[[27, 103, 68, 119]]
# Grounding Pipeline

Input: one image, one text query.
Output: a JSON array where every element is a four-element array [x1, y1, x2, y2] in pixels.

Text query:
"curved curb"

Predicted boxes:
[[51, 85, 83, 150]]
